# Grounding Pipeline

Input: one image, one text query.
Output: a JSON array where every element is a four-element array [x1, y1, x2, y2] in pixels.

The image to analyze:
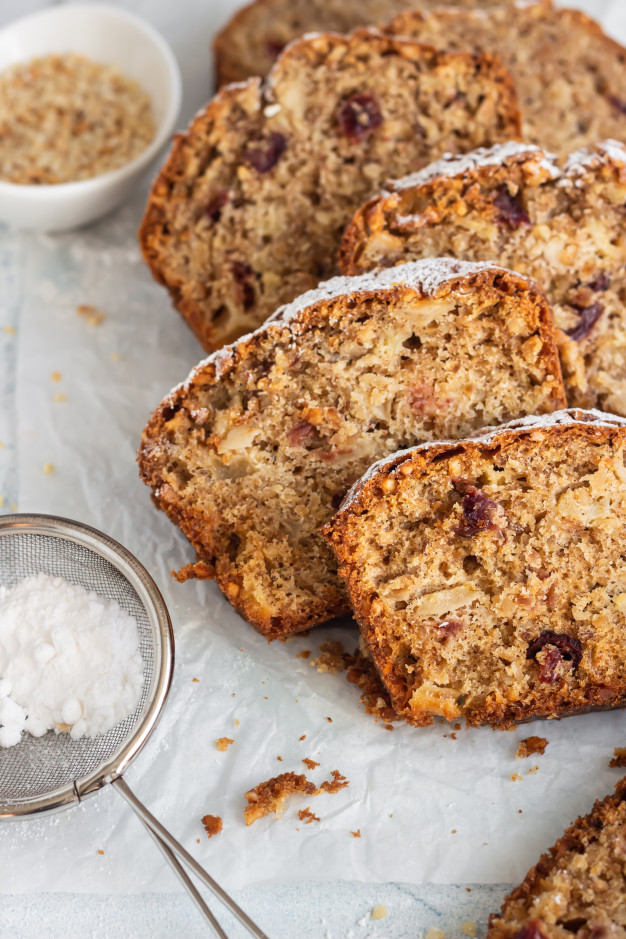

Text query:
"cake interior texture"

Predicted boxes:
[[138, 264, 564, 639], [139, 31, 520, 350], [387, 5, 626, 155], [488, 777, 626, 939], [325, 414, 626, 726], [340, 141, 626, 415]]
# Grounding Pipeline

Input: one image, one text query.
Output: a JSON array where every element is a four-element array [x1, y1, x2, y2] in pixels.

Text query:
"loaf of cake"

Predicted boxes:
[[324, 410, 626, 727], [488, 777, 626, 938], [340, 140, 626, 415], [213, 0, 533, 87], [139, 30, 521, 351], [138, 259, 565, 639], [386, 5, 626, 155]]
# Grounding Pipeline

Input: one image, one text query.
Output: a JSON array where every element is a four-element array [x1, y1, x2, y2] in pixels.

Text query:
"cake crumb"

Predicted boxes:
[[319, 770, 349, 794], [244, 772, 316, 825], [510, 773, 523, 782], [425, 929, 445, 939], [97, 849, 104, 856], [234, 719, 240, 727], [610, 747, 626, 768], [326, 716, 333, 723], [276, 755, 283, 761], [302, 758, 319, 770], [517, 736, 548, 758], [77, 304, 106, 326], [110, 352, 122, 362], [43, 462, 55, 475], [462, 922, 477, 937], [216, 737, 234, 752], [201, 814, 223, 839], [298, 807, 320, 824], [311, 640, 346, 674], [299, 734, 306, 741], [192, 677, 199, 683], [53, 392, 68, 403], [371, 905, 387, 920], [51, 371, 62, 382], [3, 325, 16, 336], [296, 649, 311, 659], [451, 829, 457, 834], [351, 829, 361, 838], [196, 838, 200, 843], [527, 765, 539, 775]]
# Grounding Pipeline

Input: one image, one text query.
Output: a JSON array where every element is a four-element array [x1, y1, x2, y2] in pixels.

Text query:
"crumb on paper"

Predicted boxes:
[[518, 809, 523, 814], [450, 732, 457, 740], [244, 769, 349, 825], [196, 838, 200, 844], [97, 850, 104, 856], [527, 765, 539, 775], [425, 929, 445, 939], [610, 747, 626, 768], [351, 829, 361, 838], [234, 718, 240, 727], [77, 304, 106, 326], [296, 649, 311, 660], [244, 772, 316, 826], [43, 462, 54, 475], [10, 503, 17, 512], [216, 737, 234, 752], [51, 371, 62, 382], [302, 758, 319, 770], [2, 325, 15, 336], [462, 922, 477, 937], [0, 496, 4, 509], [326, 717, 332, 723], [451, 829, 457, 834], [110, 352, 122, 362], [298, 807, 320, 824], [276, 755, 283, 761], [371, 905, 387, 920], [510, 773, 522, 782], [311, 640, 346, 674], [466, 888, 472, 893], [201, 814, 223, 839], [517, 736, 548, 759], [192, 677, 199, 683], [299, 734, 306, 741], [53, 392, 68, 403], [0, 441, 3, 448]]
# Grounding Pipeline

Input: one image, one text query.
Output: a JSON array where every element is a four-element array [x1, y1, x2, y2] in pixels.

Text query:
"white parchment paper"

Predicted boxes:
[[1, 0, 626, 899]]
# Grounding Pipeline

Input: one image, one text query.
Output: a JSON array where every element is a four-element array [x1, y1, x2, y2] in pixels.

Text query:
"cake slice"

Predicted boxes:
[[138, 259, 565, 639], [488, 778, 626, 938], [324, 410, 626, 727], [386, 5, 626, 155], [339, 140, 626, 415], [213, 0, 534, 87], [139, 29, 520, 351]]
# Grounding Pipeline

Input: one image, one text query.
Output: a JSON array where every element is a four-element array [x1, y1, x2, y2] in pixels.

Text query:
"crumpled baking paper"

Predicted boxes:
[[1, 0, 626, 897]]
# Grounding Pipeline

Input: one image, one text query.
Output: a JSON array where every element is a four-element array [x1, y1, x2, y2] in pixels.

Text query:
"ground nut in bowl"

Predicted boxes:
[[0, 3, 181, 231]]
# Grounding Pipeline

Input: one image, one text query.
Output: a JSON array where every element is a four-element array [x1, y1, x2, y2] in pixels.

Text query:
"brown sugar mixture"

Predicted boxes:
[[138, 260, 565, 639], [488, 778, 626, 939], [325, 411, 626, 728], [0, 54, 155, 184]]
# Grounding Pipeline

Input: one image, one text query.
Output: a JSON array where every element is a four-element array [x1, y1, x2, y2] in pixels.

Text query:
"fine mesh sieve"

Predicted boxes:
[[0, 514, 268, 938]]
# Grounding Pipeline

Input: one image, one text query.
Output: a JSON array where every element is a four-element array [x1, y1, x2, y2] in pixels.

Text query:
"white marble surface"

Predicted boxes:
[[0, 0, 622, 936]]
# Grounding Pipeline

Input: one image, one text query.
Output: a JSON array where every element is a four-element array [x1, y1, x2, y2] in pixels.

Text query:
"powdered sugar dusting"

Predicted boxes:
[[563, 139, 626, 180], [383, 142, 558, 194], [336, 409, 626, 515], [165, 258, 516, 397]]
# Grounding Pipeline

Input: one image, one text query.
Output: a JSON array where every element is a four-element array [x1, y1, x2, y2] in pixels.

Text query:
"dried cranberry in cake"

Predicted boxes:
[[493, 186, 531, 229], [324, 410, 626, 727], [232, 261, 256, 310], [242, 132, 287, 173], [140, 30, 521, 351], [205, 190, 229, 222], [488, 779, 626, 939], [566, 303, 604, 342], [337, 94, 383, 142], [608, 95, 626, 116], [339, 139, 626, 415], [139, 259, 565, 640], [437, 620, 464, 639]]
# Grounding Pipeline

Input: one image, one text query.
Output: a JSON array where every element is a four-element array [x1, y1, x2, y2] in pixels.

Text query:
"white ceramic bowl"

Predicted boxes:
[[0, 3, 182, 232]]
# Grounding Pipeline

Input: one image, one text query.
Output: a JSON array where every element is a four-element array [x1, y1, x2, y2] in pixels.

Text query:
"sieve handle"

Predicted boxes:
[[139, 816, 229, 937], [112, 776, 269, 939]]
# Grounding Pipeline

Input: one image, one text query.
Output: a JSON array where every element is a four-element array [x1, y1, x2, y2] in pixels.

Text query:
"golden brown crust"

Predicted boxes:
[[487, 778, 626, 939], [140, 29, 521, 351], [324, 412, 626, 728]]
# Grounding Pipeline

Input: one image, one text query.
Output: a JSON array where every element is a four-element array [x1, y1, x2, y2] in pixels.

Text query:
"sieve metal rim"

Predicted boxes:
[[0, 513, 174, 819]]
